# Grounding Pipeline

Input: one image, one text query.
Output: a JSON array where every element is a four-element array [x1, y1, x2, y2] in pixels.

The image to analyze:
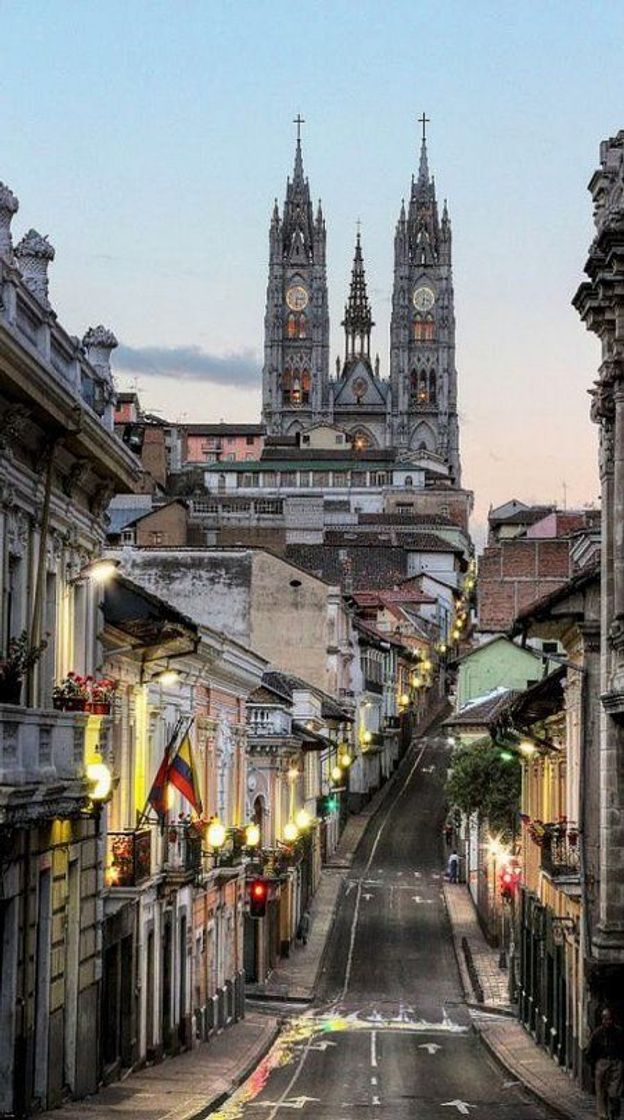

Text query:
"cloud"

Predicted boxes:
[[116, 344, 261, 388]]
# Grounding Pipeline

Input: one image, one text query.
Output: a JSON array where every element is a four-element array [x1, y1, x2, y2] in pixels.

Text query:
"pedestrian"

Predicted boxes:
[[297, 909, 311, 947], [447, 849, 459, 884], [587, 1008, 624, 1120]]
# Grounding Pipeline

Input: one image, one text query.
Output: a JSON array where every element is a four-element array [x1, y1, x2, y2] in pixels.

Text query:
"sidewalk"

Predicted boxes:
[[443, 883, 595, 1120], [42, 1012, 279, 1120]]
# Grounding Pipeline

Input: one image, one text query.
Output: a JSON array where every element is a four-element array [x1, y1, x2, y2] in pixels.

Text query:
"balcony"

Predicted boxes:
[[541, 826, 581, 879], [0, 704, 93, 823], [165, 823, 203, 879], [107, 829, 152, 887]]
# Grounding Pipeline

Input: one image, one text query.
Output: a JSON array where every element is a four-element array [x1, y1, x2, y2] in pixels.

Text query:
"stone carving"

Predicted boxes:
[[0, 403, 31, 454], [592, 131, 624, 234], [6, 507, 29, 557], [90, 481, 116, 519], [62, 458, 91, 498], [15, 229, 55, 306], [0, 181, 18, 260]]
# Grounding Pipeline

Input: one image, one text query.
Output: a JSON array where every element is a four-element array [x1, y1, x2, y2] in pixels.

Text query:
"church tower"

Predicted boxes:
[[262, 119, 329, 434], [390, 118, 461, 483]]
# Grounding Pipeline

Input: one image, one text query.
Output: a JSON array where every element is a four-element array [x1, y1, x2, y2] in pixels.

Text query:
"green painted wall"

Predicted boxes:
[[457, 638, 545, 708]]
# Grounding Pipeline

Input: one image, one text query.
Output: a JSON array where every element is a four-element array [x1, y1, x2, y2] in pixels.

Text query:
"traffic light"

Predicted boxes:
[[249, 879, 268, 918], [317, 794, 339, 817], [499, 861, 522, 901]]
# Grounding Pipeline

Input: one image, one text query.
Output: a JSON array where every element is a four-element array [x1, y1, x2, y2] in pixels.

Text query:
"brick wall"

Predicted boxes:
[[478, 537, 572, 631], [135, 503, 188, 547]]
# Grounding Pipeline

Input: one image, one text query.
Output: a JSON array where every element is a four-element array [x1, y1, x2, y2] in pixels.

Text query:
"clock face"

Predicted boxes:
[[286, 284, 309, 311], [413, 285, 435, 312]]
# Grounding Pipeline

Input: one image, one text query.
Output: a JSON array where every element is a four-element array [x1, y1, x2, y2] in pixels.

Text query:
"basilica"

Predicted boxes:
[[262, 123, 462, 485]]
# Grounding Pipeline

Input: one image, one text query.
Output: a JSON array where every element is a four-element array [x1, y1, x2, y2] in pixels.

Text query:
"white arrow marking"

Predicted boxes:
[[422, 765, 435, 772], [372, 1096, 381, 1106], [431, 872, 441, 880], [309, 1040, 337, 1051], [363, 893, 374, 901], [419, 1042, 442, 1054], [503, 1080, 520, 1088], [251, 1097, 320, 1110], [344, 880, 355, 897], [412, 896, 434, 904], [413, 871, 422, 878], [441, 1101, 476, 1115]]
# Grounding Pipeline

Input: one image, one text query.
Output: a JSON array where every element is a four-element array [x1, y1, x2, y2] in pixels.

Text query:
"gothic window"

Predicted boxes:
[[413, 315, 435, 342], [410, 371, 429, 405], [286, 314, 297, 339], [298, 314, 307, 339], [429, 371, 437, 404], [352, 430, 370, 451]]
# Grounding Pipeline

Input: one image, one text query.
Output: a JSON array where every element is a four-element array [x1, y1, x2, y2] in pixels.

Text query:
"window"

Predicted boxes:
[[397, 503, 413, 513], [542, 641, 559, 655], [302, 434, 310, 445], [404, 476, 413, 487], [285, 313, 307, 339], [245, 454, 254, 461], [413, 315, 435, 342], [351, 470, 366, 485], [282, 368, 310, 406], [245, 435, 255, 446], [262, 471, 277, 487], [332, 472, 348, 488], [224, 453, 235, 461], [279, 471, 297, 487], [239, 473, 259, 488], [410, 370, 430, 405], [352, 430, 370, 451], [335, 435, 344, 444], [149, 531, 164, 545], [121, 529, 135, 543], [313, 471, 329, 487], [299, 471, 311, 487], [370, 472, 388, 486]]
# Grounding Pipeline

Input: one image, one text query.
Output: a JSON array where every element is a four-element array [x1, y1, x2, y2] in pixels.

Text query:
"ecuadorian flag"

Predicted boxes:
[[168, 735, 203, 815]]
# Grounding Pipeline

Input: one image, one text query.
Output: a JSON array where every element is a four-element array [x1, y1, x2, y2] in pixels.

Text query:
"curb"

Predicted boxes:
[[476, 1026, 592, 1120], [196, 1019, 281, 1120]]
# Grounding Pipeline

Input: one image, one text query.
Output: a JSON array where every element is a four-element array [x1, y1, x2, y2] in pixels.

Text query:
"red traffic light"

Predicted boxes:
[[249, 878, 268, 918], [499, 861, 522, 900]]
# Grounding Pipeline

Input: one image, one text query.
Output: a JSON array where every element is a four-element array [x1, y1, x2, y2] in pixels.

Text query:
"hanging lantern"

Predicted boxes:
[[283, 820, 299, 843], [295, 807, 311, 830], [331, 765, 343, 782], [245, 822, 261, 847], [206, 817, 226, 849]]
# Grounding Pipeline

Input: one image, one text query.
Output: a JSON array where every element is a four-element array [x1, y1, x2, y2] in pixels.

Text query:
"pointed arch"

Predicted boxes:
[[409, 421, 436, 452], [350, 426, 378, 451]]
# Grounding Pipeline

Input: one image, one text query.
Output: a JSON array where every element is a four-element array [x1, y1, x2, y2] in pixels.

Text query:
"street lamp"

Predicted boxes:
[[283, 820, 299, 843], [245, 822, 261, 848], [331, 765, 343, 783], [86, 759, 112, 801], [295, 807, 311, 830], [206, 816, 226, 849]]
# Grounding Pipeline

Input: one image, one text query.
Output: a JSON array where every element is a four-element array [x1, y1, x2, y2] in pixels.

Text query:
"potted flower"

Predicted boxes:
[[53, 672, 91, 711], [90, 678, 117, 715], [0, 631, 48, 705]]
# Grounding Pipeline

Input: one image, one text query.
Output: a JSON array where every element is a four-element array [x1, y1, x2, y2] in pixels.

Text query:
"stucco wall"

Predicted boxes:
[[457, 637, 544, 708]]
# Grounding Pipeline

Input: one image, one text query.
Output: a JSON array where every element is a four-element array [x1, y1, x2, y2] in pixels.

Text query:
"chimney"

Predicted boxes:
[[82, 325, 118, 381], [0, 182, 18, 261], [15, 229, 55, 306]]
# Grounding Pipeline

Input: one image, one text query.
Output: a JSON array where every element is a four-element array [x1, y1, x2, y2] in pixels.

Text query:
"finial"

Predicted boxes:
[[293, 113, 305, 143], [418, 111, 430, 143]]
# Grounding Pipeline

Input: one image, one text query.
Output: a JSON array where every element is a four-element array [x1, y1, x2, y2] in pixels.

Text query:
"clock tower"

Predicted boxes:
[[262, 122, 329, 434], [390, 121, 461, 484]]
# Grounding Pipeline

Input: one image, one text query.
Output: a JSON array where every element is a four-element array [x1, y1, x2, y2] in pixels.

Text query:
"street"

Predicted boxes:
[[214, 734, 549, 1120]]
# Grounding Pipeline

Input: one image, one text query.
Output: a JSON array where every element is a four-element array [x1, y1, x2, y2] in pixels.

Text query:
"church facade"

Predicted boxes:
[[262, 126, 462, 485]]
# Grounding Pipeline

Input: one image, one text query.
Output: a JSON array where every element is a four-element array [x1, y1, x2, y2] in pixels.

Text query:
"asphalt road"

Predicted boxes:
[[214, 732, 549, 1120]]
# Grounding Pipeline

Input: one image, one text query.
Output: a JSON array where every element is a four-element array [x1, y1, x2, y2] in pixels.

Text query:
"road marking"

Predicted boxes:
[[441, 1101, 476, 1114], [309, 1040, 337, 1051], [251, 1097, 320, 1110], [370, 1029, 378, 1067], [255, 1034, 318, 1120], [419, 1042, 442, 1054], [339, 878, 362, 1000], [372, 1096, 380, 1106], [371, 1076, 378, 1086], [412, 895, 434, 904], [503, 1080, 520, 1088], [365, 744, 427, 873], [363, 893, 374, 901]]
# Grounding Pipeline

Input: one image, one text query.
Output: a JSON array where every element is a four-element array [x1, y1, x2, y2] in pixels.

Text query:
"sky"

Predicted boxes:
[[2, 0, 621, 537]]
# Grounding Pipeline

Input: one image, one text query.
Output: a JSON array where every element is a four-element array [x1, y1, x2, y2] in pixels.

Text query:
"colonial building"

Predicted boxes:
[[0, 178, 140, 1114], [261, 124, 462, 484], [573, 129, 624, 1022]]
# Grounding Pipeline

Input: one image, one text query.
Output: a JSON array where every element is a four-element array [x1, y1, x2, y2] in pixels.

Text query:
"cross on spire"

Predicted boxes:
[[419, 112, 430, 143], [293, 113, 305, 142]]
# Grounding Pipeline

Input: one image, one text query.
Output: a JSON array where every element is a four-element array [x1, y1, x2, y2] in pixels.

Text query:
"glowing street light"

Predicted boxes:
[[86, 760, 112, 801], [206, 817, 226, 849], [283, 820, 299, 843], [295, 807, 311, 830], [245, 822, 261, 848]]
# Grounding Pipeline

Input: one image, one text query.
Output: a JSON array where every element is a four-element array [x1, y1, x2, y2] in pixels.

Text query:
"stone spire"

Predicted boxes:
[[418, 134, 430, 187], [0, 182, 18, 261], [15, 229, 55, 307], [342, 230, 374, 363]]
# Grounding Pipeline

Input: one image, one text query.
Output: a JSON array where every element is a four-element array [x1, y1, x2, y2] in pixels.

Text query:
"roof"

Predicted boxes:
[[183, 423, 263, 436], [451, 633, 546, 666], [510, 561, 600, 634], [445, 688, 521, 728], [115, 392, 140, 404], [262, 670, 351, 722], [489, 503, 554, 525], [323, 531, 462, 553], [285, 544, 408, 591], [103, 572, 197, 650], [493, 666, 566, 731], [351, 588, 435, 607], [259, 448, 397, 463], [358, 512, 456, 528], [107, 498, 186, 535]]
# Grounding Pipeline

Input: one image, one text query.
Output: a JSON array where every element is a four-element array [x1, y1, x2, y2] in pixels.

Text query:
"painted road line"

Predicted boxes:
[[370, 1029, 378, 1068]]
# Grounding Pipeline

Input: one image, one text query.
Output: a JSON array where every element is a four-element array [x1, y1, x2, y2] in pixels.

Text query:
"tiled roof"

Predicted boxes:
[[351, 588, 434, 606], [324, 531, 461, 553], [260, 447, 396, 463], [489, 505, 554, 526], [445, 689, 521, 728], [359, 512, 456, 527], [262, 670, 350, 722], [183, 423, 263, 435], [285, 544, 409, 591]]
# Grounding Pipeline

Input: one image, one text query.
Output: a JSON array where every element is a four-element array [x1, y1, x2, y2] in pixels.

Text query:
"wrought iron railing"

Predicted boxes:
[[541, 826, 580, 877], [107, 829, 152, 887]]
